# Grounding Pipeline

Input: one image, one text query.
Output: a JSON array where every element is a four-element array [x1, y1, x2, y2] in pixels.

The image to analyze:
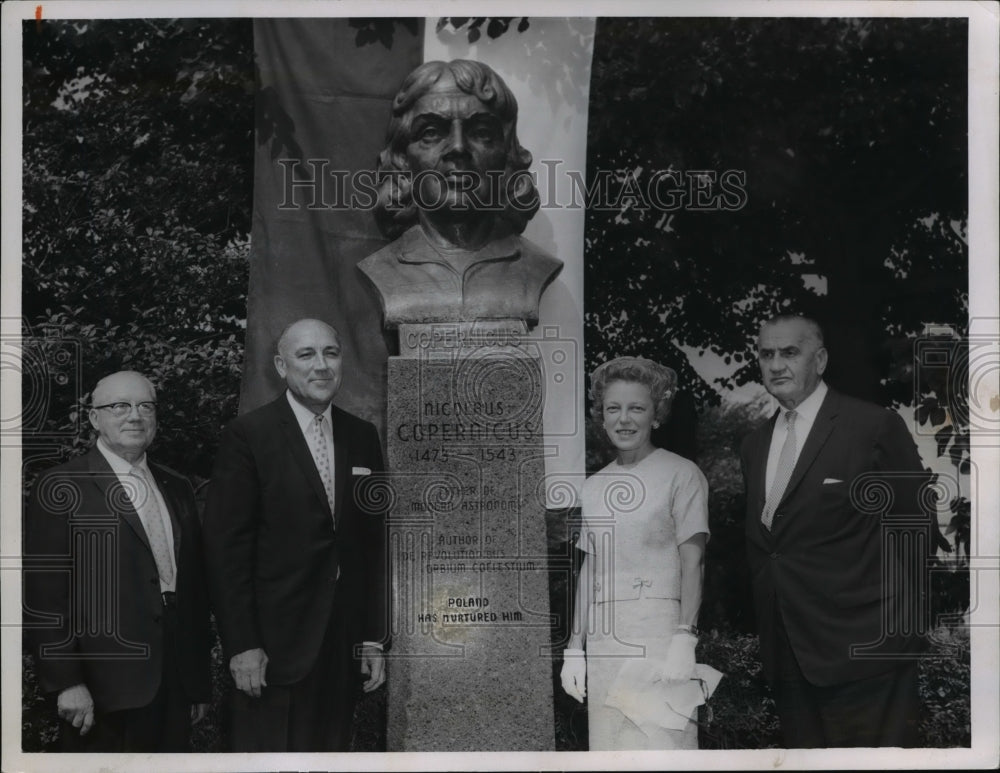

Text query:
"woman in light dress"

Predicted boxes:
[[561, 357, 710, 750]]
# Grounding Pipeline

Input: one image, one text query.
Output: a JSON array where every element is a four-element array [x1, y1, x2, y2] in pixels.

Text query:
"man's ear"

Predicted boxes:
[[816, 347, 829, 376], [88, 409, 100, 432], [274, 354, 287, 379]]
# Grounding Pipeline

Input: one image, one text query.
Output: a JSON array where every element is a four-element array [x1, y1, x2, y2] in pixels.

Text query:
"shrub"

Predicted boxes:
[[20, 623, 971, 751], [21, 651, 59, 752], [918, 625, 971, 747], [697, 631, 782, 749], [695, 624, 970, 749]]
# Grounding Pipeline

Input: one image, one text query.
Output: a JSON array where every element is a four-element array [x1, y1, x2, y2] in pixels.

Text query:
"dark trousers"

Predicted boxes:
[[58, 601, 191, 752], [229, 591, 359, 752], [771, 611, 920, 748]]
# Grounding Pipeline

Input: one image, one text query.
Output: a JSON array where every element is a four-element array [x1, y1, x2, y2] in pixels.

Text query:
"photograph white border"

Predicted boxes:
[[3, 1, 997, 770]]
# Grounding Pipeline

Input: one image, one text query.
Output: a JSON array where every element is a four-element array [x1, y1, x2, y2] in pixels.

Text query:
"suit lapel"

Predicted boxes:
[[148, 462, 183, 561], [276, 396, 335, 522], [85, 449, 151, 552], [331, 407, 351, 530], [774, 388, 839, 518], [751, 413, 777, 517]]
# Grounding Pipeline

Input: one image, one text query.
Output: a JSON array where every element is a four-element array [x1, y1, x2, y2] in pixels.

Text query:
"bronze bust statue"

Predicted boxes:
[[358, 59, 563, 329]]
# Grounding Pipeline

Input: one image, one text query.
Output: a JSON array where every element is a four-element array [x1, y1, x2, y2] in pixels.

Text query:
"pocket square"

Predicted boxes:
[[352, 466, 372, 476], [823, 478, 844, 484]]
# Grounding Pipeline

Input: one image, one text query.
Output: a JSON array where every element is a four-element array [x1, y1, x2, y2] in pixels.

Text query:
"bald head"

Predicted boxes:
[[274, 319, 344, 413], [92, 370, 156, 407], [276, 319, 340, 358], [89, 371, 157, 463]]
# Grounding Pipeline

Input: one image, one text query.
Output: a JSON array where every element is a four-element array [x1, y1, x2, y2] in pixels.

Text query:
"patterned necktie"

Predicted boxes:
[[129, 465, 175, 586], [762, 410, 798, 530], [310, 414, 336, 519]]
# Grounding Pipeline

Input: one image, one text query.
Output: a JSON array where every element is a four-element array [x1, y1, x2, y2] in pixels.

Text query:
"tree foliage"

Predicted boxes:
[[584, 17, 970, 596], [585, 18, 967, 409], [438, 17, 531, 43], [18, 15, 972, 747], [22, 18, 254, 479]]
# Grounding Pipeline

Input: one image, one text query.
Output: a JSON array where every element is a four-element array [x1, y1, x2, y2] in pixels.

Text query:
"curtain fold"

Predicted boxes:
[[242, 19, 424, 429]]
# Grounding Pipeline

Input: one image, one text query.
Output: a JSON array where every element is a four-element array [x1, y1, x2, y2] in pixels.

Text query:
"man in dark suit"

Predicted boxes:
[[202, 318, 387, 752], [741, 315, 931, 748], [24, 371, 211, 752]]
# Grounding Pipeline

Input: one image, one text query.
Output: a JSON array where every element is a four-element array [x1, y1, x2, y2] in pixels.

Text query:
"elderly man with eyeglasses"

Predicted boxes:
[[24, 371, 212, 752]]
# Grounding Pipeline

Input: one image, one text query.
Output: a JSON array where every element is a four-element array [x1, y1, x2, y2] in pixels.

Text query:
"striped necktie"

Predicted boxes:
[[762, 410, 797, 530], [310, 413, 336, 520], [130, 465, 175, 586]]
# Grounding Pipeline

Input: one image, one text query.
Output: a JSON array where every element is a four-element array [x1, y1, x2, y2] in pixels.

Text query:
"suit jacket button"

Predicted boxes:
[[150, 577, 158, 585], [153, 614, 162, 623], [770, 552, 779, 559]]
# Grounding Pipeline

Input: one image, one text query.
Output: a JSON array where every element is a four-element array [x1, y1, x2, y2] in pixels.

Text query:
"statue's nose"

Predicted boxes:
[[443, 120, 469, 157]]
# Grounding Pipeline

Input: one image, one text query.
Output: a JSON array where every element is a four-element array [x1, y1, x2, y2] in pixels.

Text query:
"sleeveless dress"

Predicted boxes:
[[577, 448, 710, 750]]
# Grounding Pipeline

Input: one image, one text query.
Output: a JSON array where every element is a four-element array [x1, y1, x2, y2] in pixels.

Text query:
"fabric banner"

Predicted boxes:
[[242, 19, 424, 426], [246, 18, 591, 499]]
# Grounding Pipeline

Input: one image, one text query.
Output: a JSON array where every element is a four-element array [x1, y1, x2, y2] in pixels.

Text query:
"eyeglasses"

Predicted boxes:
[[93, 402, 157, 417]]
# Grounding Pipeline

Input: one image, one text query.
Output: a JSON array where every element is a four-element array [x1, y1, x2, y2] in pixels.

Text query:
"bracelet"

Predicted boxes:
[[676, 624, 700, 637]]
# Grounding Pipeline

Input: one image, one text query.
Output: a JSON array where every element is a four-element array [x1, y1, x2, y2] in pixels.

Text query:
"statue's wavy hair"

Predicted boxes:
[[374, 59, 540, 240], [589, 357, 678, 424]]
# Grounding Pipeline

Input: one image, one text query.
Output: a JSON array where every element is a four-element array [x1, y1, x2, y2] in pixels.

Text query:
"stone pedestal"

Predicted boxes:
[[385, 322, 555, 751]]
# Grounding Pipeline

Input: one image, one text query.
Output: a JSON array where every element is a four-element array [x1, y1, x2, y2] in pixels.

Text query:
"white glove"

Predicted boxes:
[[561, 648, 587, 702], [661, 630, 697, 682]]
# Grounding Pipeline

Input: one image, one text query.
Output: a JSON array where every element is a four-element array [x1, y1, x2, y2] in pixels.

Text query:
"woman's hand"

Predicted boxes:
[[560, 648, 587, 702], [662, 630, 697, 681], [668, 533, 706, 682]]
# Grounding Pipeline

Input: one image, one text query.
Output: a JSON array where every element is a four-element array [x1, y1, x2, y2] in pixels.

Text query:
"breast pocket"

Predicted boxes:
[[819, 480, 851, 508]]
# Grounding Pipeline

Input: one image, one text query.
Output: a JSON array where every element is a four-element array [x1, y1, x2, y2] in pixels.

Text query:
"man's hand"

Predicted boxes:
[[57, 684, 95, 735], [230, 648, 269, 697], [360, 645, 385, 692], [191, 703, 209, 724]]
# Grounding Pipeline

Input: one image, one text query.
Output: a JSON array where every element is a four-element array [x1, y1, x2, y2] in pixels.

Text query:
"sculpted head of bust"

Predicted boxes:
[[374, 59, 540, 249], [360, 59, 561, 330]]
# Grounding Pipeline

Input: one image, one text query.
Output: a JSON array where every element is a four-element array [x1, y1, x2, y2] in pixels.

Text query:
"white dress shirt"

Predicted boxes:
[[285, 390, 335, 494], [96, 437, 177, 592], [764, 380, 829, 494]]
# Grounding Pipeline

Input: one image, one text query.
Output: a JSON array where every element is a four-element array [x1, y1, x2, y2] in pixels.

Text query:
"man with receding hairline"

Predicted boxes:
[[740, 314, 931, 747], [203, 318, 388, 752], [24, 370, 211, 751]]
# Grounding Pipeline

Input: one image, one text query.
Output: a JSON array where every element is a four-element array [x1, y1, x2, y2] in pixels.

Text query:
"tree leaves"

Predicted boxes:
[[22, 18, 254, 477], [438, 17, 530, 43], [585, 18, 966, 409], [349, 18, 420, 49]]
